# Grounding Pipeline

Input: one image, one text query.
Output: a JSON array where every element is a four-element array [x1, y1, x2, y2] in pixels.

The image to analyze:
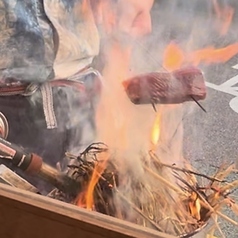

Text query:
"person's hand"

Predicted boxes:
[[91, 0, 154, 40], [116, 0, 154, 39]]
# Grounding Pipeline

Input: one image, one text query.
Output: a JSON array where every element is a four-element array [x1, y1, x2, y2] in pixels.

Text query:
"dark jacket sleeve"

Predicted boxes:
[[0, 0, 56, 83]]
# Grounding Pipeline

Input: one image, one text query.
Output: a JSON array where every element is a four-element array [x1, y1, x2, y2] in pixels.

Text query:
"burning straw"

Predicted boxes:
[[51, 142, 238, 237]]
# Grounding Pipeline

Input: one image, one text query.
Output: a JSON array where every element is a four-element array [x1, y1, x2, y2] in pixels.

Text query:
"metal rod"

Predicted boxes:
[[191, 96, 207, 113]]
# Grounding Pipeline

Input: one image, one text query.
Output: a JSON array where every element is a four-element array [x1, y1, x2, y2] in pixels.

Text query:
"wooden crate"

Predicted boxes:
[[0, 183, 176, 238]]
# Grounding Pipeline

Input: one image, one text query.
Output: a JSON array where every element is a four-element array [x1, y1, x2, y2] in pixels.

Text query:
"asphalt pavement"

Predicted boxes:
[[184, 55, 238, 238], [141, 1, 238, 237]]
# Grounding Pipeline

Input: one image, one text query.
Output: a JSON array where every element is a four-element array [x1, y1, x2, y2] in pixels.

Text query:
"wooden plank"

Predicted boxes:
[[0, 164, 39, 193], [0, 183, 176, 238]]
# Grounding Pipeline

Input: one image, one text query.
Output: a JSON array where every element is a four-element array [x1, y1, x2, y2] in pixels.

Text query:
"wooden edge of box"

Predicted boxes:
[[0, 183, 176, 238]]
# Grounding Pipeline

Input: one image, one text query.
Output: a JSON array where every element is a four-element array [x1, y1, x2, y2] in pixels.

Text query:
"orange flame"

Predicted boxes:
[[150, 111, 162, 150], [212, 0, 234, 35], [162, 42, 185, 71], [76, 191, 87, 208], [162, 2, 237, 71], [85, 159, 108, 210], [76, 157, 108, 210], [189, 192, 201, 220], [96, 40, 132, 149], [163, 42, 238, 71], [189, 43, 238, 65]]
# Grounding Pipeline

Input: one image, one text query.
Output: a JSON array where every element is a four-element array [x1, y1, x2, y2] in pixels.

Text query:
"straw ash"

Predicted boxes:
[[55, 142, 238, 237]]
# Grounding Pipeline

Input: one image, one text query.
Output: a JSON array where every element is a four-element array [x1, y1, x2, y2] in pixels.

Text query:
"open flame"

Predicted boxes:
[[162, 42, 185, 71], [189, 192, 201, 221], [163, 41, 238, 71], [162, 2, 236, 71], [76, 152, 109, 210], [73, 2, 237, 235], [150, 109, 162, 150], [84, 159, 108, 210]]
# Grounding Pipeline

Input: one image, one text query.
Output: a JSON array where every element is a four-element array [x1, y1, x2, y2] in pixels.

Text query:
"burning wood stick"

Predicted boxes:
[[123, 67, 206, 105]]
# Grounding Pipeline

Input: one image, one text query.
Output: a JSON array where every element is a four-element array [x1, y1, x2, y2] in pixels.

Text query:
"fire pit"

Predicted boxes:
[[32, 142, 235, 238], [1, 144, 237, 238]]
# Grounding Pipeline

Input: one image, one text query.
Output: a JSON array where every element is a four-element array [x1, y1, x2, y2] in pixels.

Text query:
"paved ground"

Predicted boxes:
[[184, 57, 238, 238], [144, 1, 238, 237]]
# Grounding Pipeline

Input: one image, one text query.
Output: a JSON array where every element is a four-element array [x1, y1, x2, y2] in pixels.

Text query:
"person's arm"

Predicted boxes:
[[91, 0, 154, 39]]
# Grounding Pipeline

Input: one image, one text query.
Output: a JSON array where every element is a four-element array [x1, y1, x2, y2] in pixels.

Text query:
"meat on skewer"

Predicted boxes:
[[122, 67, 207, 105]]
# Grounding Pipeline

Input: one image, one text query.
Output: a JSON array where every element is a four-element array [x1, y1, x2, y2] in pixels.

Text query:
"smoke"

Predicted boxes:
[[95, 1, 204, 167], [89, 0, 238, 235], [128, 0, 238, 165]]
